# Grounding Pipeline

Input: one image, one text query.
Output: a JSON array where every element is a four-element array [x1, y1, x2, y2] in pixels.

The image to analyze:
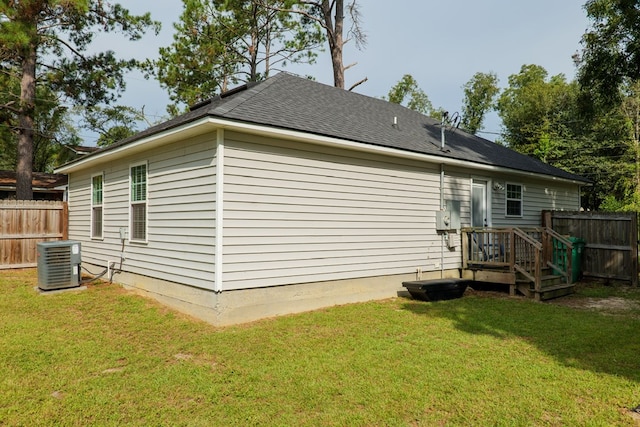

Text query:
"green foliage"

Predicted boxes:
[[579, 0, 640, 109], [385, 74, 434, 115], [495, 64, 629, 210], [575, 1, 640, 210], [495, 63, 640, 211], [0, 1, 160, 107], [82, 106, 154, 147], [0, 68, 80, 172], [496, 65, 579, 160], [0, 1, 159, 198], [460, 72, 499, 134], [150, 0, 324, 113]]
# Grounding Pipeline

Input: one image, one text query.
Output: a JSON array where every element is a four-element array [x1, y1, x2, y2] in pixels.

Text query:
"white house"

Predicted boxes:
[[56, 73, 588, 325]]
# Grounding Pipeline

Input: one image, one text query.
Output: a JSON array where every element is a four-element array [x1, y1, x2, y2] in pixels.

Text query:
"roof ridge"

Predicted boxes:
[[208, 73, 289, 116]]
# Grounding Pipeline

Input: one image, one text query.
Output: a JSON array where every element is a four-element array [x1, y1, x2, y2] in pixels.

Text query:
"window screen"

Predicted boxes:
[[506, 183, 523, 217], [130, 163, 147, 241], [91, 174, 103, 238]]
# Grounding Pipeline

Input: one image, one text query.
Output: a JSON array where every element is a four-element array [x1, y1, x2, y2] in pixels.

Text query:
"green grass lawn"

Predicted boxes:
[[2, 270, 640, 426]]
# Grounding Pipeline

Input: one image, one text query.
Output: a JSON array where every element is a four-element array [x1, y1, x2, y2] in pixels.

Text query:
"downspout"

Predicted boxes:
[[440, 114, 447, 278], [440, 164, 445, 279], [214, 129, 225, 293], [440, 114, 446, 210]]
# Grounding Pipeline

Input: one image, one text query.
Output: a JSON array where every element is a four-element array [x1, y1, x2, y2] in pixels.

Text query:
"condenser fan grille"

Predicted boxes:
[[37, 241, 81, 291]]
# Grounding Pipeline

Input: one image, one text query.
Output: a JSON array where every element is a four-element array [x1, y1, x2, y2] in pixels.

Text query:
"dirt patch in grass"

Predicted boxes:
[[551, 296, 640, 312], [546, 280, 640, 315], [469, 280, 640, 314], [626, 408, 640, 425]]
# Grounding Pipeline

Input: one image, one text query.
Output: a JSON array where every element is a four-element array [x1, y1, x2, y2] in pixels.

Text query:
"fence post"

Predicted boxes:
[[633, 212, 638, 287], [61, 202, 68, 240]]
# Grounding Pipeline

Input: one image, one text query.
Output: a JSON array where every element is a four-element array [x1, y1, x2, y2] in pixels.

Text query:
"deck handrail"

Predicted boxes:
[[513, 228, 542, 249], [461, 227, 512, 268], [513, 228, 542, 291], [543, 227, 573, 284], [462, 226, 576, 290], [461, 226, 579, 299]]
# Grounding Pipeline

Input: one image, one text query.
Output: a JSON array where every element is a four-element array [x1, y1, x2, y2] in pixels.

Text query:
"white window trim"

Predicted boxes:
[[129, 161, 148, 244], [91, 172, 104, 240], [505, 182, 524, 218]]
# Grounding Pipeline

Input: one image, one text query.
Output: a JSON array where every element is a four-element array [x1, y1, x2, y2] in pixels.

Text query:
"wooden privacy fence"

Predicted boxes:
[[0, 200, 68, 269], [543, 211, 638, 286]]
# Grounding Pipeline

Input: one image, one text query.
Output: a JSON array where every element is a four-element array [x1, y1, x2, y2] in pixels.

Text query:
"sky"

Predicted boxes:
[[84, 0, 590, 145]]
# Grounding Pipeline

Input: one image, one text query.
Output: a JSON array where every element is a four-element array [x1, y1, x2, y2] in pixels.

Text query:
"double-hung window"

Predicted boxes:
[[91, 173, 103, 239], [506, 183, 523, 217], [130, 162, 147, 242]]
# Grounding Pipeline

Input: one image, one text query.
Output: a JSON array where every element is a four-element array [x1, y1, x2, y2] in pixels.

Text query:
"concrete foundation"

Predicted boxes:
[[108, 268, 460, 326]]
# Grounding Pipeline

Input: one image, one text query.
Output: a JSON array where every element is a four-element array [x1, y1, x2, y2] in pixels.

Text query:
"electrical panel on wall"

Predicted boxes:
[[435, 200, 461, 231], [446, 200, 461, 229]]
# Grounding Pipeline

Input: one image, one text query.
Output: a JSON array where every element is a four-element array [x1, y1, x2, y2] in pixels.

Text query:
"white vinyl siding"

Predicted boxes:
[[68, 171, 92, 243], [491, 178, 580, 227], [67, 134, 217, 290], [222, 133, 444, 290], [66, 129, 582, 294]]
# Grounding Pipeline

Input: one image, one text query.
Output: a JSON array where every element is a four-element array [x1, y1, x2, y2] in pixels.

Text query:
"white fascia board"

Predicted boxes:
[[55, 118, 218, 174], [57, 116, 585, 186]]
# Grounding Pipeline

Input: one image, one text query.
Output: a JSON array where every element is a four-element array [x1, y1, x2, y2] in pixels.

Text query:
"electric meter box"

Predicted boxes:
[[436, 200, 461, 231]]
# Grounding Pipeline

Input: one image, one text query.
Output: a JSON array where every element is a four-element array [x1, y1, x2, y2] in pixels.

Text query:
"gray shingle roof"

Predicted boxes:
[[83, 72, 589, 183]]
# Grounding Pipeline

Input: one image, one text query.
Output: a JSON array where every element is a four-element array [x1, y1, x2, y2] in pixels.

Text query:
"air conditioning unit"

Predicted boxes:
[[37, 241, 81, 291]]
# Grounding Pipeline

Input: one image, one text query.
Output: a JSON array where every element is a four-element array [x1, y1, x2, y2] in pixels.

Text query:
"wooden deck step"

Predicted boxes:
[[540, 274, 563, 287], [512, 274, 574, 301], [535, 282, 575, 301]]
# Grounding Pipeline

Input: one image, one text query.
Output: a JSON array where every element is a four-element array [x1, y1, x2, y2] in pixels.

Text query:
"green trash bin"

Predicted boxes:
[[569, 237, 586, 282], [552, 236, 585, 282]]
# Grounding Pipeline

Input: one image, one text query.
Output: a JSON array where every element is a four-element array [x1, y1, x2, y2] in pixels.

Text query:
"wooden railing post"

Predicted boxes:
[[509, 228, 516, 272], [462, 229, 469, 269], [534, 248, 541, 292], [566, 243, 573, 285], [632, 212, 639, 287]]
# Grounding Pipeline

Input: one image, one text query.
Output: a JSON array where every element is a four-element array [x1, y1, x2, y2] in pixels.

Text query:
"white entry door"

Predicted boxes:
[[471, 180, 488, 227]]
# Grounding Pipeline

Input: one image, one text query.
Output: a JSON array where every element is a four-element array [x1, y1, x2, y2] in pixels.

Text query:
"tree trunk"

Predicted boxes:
[[327, 0, 344, 89], [249, 2, 259, 81], [16, 47, 36, 201], [635, 105, 640, 199]]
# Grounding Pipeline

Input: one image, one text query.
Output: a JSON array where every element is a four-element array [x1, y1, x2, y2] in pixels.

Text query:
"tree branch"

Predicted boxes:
[[348, 76, 367, 91], [343, 61, 357, 71], [259, 1, 330, 32], [0, 99, 21, 114], [46, 35, 87, 61]]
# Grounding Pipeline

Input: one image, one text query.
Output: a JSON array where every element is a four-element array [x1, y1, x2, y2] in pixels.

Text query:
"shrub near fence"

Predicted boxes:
[[0, 200, 68, 269]]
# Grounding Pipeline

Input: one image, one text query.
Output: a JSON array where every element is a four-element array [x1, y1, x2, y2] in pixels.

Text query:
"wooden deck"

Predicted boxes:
[[461, 227, 576, 301]]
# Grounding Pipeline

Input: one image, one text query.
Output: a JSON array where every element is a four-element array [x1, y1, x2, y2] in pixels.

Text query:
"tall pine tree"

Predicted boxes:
[[150, 0, 324, 114], [0, 1, 159, 199]]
